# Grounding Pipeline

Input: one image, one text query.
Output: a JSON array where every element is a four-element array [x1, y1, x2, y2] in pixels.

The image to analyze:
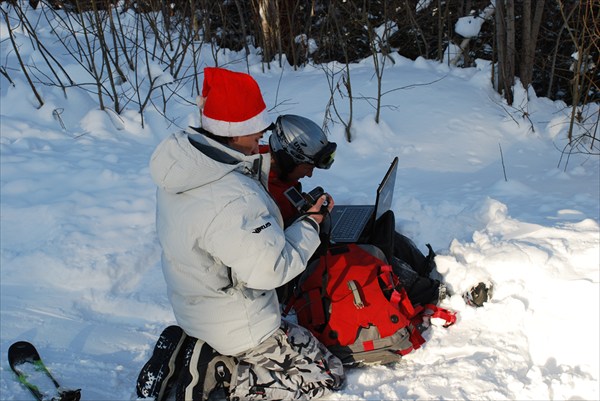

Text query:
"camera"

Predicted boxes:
[[305, 186, 326, 206], [284, 186, 328, 213]]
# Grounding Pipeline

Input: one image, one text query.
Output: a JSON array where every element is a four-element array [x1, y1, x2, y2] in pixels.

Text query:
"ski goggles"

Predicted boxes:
[[309, 142, 337, 169]]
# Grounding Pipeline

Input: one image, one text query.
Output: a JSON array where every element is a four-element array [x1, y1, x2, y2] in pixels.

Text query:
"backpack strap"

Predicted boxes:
[[378, 263, 457, 329], [376, 264, 428, 352], [308, 288, 326, 326], [422, 243, 437, 277], [284, 256, 328, 328], [421, 304, 457, 327], [379, 264, 415, 318]]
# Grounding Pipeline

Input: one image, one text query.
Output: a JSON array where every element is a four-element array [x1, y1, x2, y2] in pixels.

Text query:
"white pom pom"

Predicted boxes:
[[196, 95, 206, 112]]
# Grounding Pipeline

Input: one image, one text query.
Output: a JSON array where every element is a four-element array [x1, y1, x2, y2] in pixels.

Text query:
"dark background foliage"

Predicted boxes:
[[17, 0, 595, 106]]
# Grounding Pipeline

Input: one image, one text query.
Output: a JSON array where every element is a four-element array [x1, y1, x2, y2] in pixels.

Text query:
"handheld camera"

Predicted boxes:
[[284, 186, 328, 213]]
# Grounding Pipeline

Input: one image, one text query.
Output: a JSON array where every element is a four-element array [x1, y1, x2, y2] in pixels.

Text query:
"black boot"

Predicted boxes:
[[137, 325, 188, 400]]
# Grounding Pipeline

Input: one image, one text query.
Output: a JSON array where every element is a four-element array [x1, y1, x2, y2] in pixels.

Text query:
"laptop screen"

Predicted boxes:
[[375, 157, 398, 220]]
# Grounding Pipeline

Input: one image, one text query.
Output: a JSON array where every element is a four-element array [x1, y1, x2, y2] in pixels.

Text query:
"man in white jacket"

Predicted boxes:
[[139, 67, 345, 401]]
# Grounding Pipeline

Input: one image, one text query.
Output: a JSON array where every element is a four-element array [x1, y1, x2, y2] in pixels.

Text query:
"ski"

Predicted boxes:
[[8, 341, 81, 401]]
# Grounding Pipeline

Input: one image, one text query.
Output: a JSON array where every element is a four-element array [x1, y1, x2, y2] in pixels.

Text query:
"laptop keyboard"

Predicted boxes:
[[331, 207, 372, 242]]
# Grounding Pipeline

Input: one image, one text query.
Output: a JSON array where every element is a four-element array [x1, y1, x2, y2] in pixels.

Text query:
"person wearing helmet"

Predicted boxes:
[[262, 114, 337, 224], [264, 115, 451, 309], [269, 114, 337, 175]]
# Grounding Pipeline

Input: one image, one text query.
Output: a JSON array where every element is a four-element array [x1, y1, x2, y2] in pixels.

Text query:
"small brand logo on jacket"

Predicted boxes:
[[252, 222, 272, 234]]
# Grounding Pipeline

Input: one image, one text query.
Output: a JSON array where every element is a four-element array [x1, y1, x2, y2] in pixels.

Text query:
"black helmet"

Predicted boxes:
[[269, 114, 336, 169]]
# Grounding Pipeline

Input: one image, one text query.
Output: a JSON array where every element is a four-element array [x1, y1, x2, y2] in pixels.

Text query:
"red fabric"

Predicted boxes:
[[308, 289, 325, 326], [297, 244, 412, 347], [269, 173, 300, 222], [202, 67, 266, 123], [420, 304, 457, 327], [362, 340, 375, 351], [291, 243, 459, 363], [260, 145, 301, 223]]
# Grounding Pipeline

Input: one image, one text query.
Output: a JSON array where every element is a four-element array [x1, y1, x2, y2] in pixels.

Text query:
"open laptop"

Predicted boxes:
[[328, 156, 398, 243]]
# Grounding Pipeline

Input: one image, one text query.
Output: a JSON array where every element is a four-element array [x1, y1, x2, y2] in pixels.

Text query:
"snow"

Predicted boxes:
[[455, 16, 485, 39], [1, 4, 599, 401], [454, 4, 495, 39]]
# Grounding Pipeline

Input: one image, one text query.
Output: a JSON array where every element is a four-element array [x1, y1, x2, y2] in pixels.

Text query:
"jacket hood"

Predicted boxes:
[[149, 129, 270, 194]]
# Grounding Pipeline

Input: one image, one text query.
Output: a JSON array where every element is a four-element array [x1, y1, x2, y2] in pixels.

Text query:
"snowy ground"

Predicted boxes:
[[1, 4, 599, 400]]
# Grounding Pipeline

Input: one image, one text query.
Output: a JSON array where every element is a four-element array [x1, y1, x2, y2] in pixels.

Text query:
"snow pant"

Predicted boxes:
[[229, 320, 346, 401]]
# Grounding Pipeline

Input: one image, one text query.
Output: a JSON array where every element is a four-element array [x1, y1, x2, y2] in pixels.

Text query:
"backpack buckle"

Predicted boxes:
[[347, 280, 364, 309]]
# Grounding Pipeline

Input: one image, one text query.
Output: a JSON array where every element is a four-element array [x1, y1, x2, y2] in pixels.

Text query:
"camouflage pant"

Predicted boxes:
[[229, 321, 345, 401]]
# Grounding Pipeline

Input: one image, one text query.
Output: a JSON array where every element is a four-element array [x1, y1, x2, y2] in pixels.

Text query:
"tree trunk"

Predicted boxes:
[[252, 0, 279, 64], [495, 0, 515, 105], [520, 0, 545, 90], [505, 0, 516, 105], [495, 0, 506, 96]]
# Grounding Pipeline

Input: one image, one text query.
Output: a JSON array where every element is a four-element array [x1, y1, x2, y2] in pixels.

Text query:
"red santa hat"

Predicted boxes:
[[199, 67, 272, 137]]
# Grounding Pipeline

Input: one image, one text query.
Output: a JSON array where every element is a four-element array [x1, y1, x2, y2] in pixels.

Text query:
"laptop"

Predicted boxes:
[[328, 157, 398, 243]]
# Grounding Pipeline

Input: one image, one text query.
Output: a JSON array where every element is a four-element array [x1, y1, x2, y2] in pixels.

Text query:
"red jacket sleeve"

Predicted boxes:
[[261, 144, 302, 225], [269, 171, 301, 224]]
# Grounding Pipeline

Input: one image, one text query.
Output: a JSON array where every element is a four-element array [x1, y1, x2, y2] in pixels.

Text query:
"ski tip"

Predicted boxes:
[[8, 341, 41, 370], [59, 388, 82, 401]]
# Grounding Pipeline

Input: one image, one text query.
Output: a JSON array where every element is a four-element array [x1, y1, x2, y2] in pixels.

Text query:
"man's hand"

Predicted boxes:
[[306, 194, 334, 225]]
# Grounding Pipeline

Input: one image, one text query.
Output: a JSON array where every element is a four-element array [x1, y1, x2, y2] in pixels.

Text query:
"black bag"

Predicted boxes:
[[370, 211, 443, 306]]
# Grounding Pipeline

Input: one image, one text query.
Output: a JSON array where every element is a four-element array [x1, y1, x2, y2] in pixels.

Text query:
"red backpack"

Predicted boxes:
[[287, 243, 456, 366]]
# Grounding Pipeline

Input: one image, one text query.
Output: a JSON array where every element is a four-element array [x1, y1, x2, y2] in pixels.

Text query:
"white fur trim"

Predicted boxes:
[[202, 108, 271, 137]]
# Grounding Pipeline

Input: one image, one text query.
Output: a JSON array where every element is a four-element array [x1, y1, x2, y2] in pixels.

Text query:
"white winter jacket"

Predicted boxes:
[[149, 129, 321, 355]]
